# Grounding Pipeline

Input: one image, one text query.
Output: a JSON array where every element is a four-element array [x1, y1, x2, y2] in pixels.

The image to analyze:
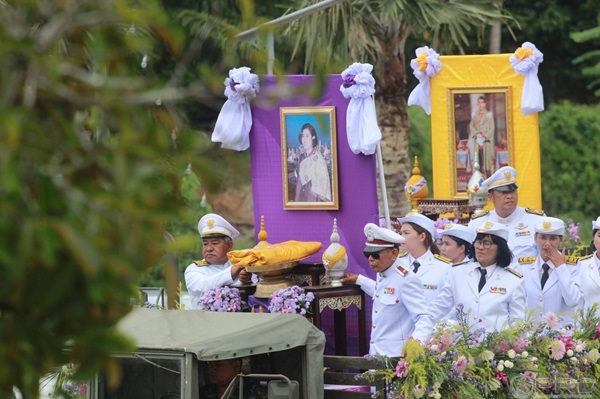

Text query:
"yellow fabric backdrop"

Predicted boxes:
[[430, 54, 542, 209]]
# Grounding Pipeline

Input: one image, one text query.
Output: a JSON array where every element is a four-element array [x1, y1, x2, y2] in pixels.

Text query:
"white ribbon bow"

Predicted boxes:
[[407, 46, 442, 115], [211, 67, 260, 151], [510, 42, 544, 115], [339, 62, 381, 155]]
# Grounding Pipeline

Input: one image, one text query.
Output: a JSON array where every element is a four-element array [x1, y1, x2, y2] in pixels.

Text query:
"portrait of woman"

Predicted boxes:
[[294, 123, 332, 202]]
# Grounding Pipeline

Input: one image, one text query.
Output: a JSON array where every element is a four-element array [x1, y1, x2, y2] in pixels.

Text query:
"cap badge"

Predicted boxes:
[[366, 227, 375, 241], [207, 219, 215, 228], [406, 211, 416, 217], [543, 221, 551, 230], [484, 221, 494, 229], [444, 223, 452, 230], [504, 171, 512, 179]]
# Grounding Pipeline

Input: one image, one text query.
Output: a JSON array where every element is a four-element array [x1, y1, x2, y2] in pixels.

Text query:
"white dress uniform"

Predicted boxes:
[[579, 253, 600, 311], [468, 206, 543, 260], [356, 258, 429, 357], [396, 250, 452, 304], [420, 262, 526, 335], [518, 255, 582, 326], [185, 260, 243, 309], [184, 213, 243, 310]]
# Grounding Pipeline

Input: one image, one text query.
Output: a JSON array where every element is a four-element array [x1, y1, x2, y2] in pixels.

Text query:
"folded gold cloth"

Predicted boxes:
[[228, 240, 323, 267]]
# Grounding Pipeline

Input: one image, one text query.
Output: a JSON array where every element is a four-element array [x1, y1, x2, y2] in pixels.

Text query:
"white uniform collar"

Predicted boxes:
[[410, 250, 433, 264], [495, 207, 520, 224]]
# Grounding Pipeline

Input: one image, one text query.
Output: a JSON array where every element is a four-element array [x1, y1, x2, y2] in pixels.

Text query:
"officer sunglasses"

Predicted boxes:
[[363, 249, 391, 259]]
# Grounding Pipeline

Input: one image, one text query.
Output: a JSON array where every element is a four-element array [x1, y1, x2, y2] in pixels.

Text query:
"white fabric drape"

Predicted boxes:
[[211, 67, 260, 151], [339, 63, 381, 155], [510, 42, 544, 115], [407, 46, 442, 115]]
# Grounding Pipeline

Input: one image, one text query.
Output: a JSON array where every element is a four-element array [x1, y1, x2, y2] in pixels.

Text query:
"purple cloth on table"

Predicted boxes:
[[248, 295, 271, 313]]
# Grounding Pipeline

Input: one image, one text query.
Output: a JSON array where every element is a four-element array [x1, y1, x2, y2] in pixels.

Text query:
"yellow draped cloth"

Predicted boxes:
[[228, 240, 323, 267]]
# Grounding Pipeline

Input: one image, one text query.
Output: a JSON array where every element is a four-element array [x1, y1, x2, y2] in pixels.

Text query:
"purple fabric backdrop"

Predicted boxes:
[[250, 74, 379, 274]]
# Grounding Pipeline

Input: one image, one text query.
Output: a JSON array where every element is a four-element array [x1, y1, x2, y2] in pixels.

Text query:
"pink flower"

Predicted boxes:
[[494, 371, 508, 385], [395, 361, 410, 378], [595, 323, 600, 339], [559, 335, 574, 351], [549, 339, 566, 360], [545, 312, 559, 330], [453, 355, 467, 375], [512, 336, 530, 352]]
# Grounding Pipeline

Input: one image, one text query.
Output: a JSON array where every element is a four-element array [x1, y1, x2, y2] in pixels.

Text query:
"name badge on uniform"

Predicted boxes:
[[423, 284, 438, 290], [490, 286, 507, 294], [384, 287, 395, 294]]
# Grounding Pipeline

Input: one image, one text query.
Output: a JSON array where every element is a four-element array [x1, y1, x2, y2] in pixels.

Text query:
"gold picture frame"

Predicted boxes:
[[430, 54, 542, 208], [448, 87, 513, 197], [281, 106, 339, 210]]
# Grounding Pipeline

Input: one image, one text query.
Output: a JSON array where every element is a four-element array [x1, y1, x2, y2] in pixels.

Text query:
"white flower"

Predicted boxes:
[[432, 382, 441, 390], [588, 348, 600, 363], [480, 350, 495, 361], [433, 393, 441, 399], [507, 349, 516, 359], [430, 344, 438, 351], [521, 351, 528, 358], [570, 357, 578, 365], [567, 349, 574, 357], [575, 345, 583, 353], [413, 384, 426, 398], [504, 360, 514, 368], [497, 364, 504, 371], [441, 351, 447, 357]]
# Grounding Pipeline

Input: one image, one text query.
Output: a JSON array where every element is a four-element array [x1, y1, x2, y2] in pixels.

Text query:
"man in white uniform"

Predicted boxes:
[[184, 213, 252, 309], [468, 166, 544, 260], [517, 217, 582, 327], [340, 223, 429, 357]]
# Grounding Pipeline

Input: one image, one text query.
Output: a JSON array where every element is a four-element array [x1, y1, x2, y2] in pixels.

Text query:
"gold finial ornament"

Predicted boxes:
[[254, 215, 271, 249], [404, 156, 428, 211]]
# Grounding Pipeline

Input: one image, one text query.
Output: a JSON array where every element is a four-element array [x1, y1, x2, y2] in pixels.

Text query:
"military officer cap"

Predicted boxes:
[[476, 221, 509, 242], [197, 213, 240, 239], [438, 223, 476, 244], [397, 212, 435, 238], [593, 217, 600, 230], [534, 217, 565, 236], [482, 166, 519, 193], [363, 223, 404, 252]]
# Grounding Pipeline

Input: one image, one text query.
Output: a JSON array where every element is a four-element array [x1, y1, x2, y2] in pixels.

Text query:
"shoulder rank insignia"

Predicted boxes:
[[471, 210, 490, 219], [525, 208, 544, 216], [396, 265, 408, 276], [565, 256, 579, 265], [506, 267, 523, 278], [434, 254, 452, 263], [397, 252, 409, 258], [193, 259, 209, 266], [518, 256, 536, 264], [453, 260, 470, 267], [579, 254, 593, 261]]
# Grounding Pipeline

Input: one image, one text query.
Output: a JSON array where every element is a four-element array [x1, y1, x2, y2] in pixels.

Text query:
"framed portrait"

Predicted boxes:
[[280, 106, 339, 210], [429, 54, 542, 208], [449, 87, 513, 196]]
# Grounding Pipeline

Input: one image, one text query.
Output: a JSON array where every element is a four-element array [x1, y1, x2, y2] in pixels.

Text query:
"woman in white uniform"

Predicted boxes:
[[438, 223, 476, 266], [579, 217, 600, 311], [417, 221, 526, 336], [396, 212, 453, 304]]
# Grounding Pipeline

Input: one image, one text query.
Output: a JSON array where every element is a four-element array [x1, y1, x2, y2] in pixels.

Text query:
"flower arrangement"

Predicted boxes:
[[197, 286, 242, 312], [433, 217, 460, 245], [268, 285, 314, 315], [48, 363, 88, 399], [360, 305, 600, 399]]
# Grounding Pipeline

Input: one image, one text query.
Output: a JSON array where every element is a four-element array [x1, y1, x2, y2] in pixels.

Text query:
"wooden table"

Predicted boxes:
[[304, 284, 367, 356], [289, 262, 326, 287]]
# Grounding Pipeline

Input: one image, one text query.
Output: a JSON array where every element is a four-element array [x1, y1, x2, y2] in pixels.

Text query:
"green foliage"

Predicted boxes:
[[539, 101, 600, 237], [0, 1, 214, 397], [408, 106, 434, 194], [572, 18, 600, 97]]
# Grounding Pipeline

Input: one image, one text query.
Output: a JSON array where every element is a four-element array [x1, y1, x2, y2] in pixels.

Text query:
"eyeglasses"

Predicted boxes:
[[363, 249, 391, 259], [474, 239, 494, 249]]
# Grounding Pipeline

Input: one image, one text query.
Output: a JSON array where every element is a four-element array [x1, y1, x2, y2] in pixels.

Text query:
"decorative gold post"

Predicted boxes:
[[404, 156, 429, 211]]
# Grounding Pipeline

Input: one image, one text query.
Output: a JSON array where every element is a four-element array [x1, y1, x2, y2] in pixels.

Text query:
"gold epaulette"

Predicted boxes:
[[434, 254, 452, 264], [398, 252, 408, 258], [453, 260, 470, 267], [565, 256, 579, 265], [506, 267, 523, 278], [193, 259, 209, 266], [471, 210, 489, 220], [577, 254, 593, 261], [518, 256, 536, 264], [525, 208, 544, 216]]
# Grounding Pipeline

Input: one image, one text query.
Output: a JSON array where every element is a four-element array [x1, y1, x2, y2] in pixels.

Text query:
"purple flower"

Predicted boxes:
[[198, 286, 241, 312], [268, 286, 314, 314], [342, 74, 356, 88]]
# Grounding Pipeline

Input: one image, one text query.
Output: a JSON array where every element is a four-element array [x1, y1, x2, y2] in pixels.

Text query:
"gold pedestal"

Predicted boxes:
[[246, 261, 300, 298]]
